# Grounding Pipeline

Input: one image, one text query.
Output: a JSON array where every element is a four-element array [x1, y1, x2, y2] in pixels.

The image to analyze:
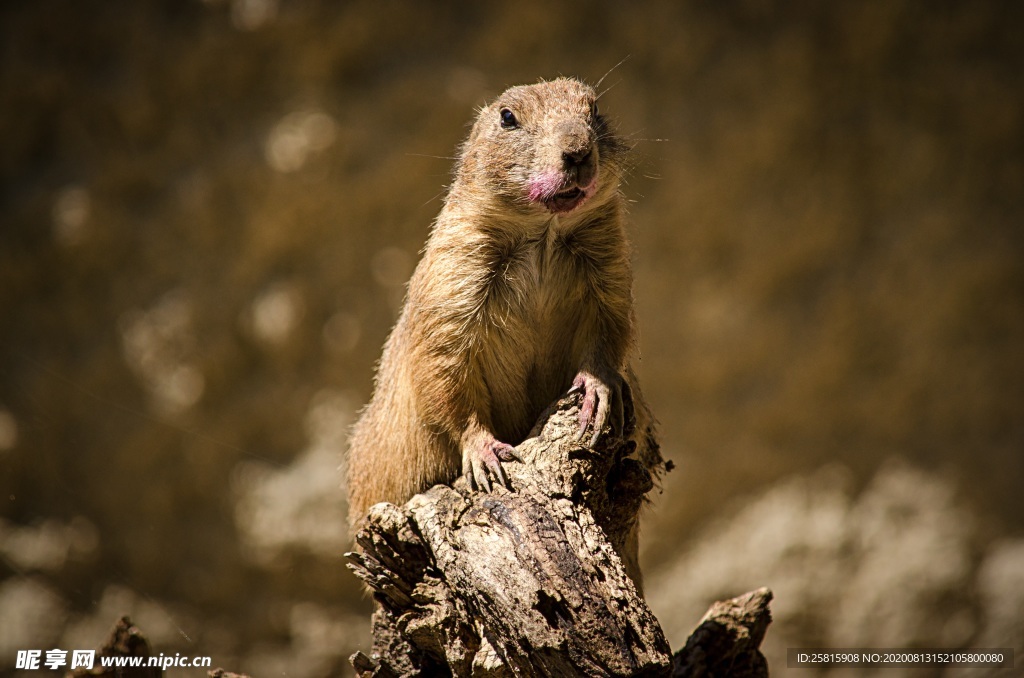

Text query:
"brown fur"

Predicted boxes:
[[346, 78, 661, 588]]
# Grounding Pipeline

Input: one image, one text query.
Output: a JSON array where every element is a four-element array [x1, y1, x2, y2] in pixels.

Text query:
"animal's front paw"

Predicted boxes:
[[570, 369, 625, 447], [462, 432, 519, 492]]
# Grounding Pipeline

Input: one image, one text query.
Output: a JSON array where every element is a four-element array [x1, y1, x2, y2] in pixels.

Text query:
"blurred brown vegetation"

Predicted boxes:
[[1, 0, 1021, 675]]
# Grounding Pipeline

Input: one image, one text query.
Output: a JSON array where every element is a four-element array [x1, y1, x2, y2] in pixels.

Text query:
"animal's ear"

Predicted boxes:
[[464, 108, 488, 146], [455, 118, 486, 177]]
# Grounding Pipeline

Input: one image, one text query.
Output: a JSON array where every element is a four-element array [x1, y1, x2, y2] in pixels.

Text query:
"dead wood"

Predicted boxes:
[[346, 395, 773, 676], [67, 616, 161, 678]]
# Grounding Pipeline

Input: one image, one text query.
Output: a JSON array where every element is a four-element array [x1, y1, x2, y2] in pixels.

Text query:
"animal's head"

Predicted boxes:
[[457, 78, 628, 218]]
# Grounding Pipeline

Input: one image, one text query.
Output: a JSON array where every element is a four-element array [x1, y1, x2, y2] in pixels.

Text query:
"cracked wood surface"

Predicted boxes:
[[347, 395, 771, 677]]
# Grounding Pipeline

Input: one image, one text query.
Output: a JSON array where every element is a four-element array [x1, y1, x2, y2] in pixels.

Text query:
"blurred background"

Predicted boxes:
[[1, 0, 1021, 675]]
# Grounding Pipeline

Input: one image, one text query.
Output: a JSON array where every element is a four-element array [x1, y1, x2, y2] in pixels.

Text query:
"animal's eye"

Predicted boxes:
[[591, 102, 600, 118], [499, 108, 519, 129]]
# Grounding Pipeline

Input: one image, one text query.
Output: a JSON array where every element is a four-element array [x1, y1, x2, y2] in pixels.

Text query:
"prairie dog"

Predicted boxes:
[[346, 77, 661, 584]]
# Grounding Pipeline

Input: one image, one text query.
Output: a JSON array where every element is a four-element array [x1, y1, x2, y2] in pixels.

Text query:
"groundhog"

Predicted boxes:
[[346, 77, 661, 588]]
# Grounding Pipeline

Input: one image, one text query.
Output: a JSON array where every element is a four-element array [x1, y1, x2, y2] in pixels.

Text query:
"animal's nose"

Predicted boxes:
[[562, 147, 593, 168]]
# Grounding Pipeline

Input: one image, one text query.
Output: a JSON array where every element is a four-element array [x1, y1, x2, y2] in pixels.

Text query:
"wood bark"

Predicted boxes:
[[346, 395, 773, 676]]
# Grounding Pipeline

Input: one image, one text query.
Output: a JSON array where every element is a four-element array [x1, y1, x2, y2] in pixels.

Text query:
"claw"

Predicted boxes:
[[588, 383, 611, 448], [612, 381, 625, 438], [620, 378, 636, 439], [473, 464, 492, 493], [573, 369, 623, 447], [463, 435, 516, 492], [577, 382, 596, 439]]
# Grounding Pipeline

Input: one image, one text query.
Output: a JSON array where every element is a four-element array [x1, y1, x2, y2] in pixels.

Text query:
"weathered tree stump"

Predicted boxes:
[[68, 616, 162, 678], [346, 395, 772, 676], [671, 588, 773, 678]]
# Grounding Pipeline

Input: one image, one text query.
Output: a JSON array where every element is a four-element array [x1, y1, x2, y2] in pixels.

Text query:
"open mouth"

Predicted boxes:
[[543, 186, 588, 213]]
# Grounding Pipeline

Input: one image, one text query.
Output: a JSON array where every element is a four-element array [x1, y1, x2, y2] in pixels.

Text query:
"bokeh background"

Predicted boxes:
[[2, 1, 1022, 675]]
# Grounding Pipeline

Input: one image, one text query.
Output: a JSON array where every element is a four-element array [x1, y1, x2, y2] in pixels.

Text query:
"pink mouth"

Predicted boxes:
[[543, 186, 589, 213], [528, 173, 596, 213]]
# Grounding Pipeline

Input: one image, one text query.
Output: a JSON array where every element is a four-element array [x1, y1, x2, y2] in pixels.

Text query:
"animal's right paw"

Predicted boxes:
[[462, 434, 519, 492]]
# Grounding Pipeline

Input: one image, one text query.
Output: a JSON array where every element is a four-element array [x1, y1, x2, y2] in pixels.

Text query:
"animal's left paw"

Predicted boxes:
[[570, 369, 625, 447]]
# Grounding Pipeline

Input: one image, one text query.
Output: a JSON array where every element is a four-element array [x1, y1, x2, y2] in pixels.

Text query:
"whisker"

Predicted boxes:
[[421, 189, 447, 207], [595, 56, 632, 94], [406, 153, 459, 161]]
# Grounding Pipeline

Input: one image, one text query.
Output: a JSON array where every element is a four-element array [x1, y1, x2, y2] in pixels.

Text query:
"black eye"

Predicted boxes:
[[591, 102, 599, 118], [499, 108, 518, 129]]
